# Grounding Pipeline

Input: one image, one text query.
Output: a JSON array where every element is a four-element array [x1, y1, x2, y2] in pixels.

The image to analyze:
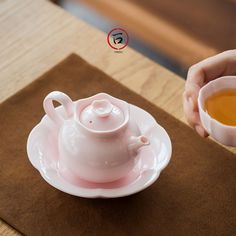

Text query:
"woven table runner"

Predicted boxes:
[[0, 54, 235, 236]]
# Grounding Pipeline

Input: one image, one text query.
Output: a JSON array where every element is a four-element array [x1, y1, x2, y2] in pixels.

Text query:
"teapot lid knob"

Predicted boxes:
[[91, 99, 113, 118]]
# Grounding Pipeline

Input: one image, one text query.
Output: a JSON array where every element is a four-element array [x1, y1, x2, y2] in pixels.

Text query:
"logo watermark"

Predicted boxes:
[[107, 28, 129, 52]]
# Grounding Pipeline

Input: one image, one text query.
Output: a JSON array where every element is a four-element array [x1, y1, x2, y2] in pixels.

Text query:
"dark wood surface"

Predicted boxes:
[[81, 0, 236, 67]]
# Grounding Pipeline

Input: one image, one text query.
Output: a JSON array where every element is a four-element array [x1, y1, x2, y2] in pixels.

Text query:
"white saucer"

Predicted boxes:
[[27, 104, 172, 198]]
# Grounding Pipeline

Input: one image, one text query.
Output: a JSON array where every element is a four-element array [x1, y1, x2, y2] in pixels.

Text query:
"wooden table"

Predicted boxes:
[[0, 0, 233, 235], [82, 0, 236, 67]]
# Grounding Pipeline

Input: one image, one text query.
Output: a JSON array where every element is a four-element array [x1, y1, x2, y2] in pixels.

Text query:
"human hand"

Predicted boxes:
[[183, 49, 236, 137]]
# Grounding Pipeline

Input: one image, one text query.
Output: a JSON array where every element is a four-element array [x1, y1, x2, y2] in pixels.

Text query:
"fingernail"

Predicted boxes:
[[195, 125, 205, 137]]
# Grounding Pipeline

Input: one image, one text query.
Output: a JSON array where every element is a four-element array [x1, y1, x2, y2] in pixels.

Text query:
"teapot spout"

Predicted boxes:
[[128, 135, 150, 154]]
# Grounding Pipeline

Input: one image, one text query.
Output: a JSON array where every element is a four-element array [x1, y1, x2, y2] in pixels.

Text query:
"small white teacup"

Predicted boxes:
[[198, 76, 236, 146]]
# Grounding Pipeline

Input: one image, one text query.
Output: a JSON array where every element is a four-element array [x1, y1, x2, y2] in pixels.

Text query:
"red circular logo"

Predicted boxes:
[[107, 28, 129, 50]]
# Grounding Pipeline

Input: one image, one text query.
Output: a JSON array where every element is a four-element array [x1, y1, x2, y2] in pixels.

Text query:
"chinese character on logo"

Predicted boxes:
[[107, 28, 129, 51], [112, 32, 123, 44]]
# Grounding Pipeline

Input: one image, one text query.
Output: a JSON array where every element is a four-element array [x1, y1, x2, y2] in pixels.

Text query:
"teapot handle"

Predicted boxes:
[[43, 91, 73, 126]]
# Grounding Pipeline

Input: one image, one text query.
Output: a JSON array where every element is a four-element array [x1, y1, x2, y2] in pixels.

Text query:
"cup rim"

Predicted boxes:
[[198, 76, 236, 130]]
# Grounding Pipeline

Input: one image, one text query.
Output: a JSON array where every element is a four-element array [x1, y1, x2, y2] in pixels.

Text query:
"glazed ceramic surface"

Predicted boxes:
[[27, 104, 172, 198], [43, 92, 150, 183], [198, 76, 236, 146]]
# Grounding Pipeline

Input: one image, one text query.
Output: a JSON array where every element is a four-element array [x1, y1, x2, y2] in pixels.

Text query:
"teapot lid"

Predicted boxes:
[[78, 95, 127, 132]]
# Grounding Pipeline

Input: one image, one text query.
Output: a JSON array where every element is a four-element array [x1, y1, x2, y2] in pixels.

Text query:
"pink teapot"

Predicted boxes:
[[43, 92, 150, 183]]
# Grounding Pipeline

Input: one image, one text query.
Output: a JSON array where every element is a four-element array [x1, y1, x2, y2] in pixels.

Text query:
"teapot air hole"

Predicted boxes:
[[140, 136, 149, 144], [89, 121, 93, 124]]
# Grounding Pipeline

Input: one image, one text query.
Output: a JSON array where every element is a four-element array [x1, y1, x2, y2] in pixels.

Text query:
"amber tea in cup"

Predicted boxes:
[[198, 76, 236, 146], [204, 89, 236, 126]]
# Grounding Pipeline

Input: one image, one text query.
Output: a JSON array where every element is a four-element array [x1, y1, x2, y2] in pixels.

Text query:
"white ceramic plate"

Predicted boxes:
[[27, 104, 172, 198]]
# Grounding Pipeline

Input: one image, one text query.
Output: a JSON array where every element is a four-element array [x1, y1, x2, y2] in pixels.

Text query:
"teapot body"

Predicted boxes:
[[43, 92, 150, 183], [58, 118, 140, 183]]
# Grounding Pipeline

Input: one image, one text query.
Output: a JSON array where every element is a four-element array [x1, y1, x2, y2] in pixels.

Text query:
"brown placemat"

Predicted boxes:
[[0, 54, 236, 236]]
